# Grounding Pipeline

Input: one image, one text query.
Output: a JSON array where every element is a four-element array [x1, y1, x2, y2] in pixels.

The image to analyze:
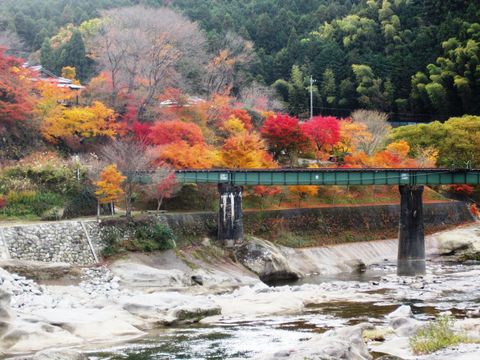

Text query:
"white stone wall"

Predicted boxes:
[[2, 221, 97, 265]]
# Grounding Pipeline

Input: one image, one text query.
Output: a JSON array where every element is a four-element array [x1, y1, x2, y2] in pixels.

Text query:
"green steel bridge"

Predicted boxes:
[[171, 168, 479, 276], [174, 168, 480, 186]]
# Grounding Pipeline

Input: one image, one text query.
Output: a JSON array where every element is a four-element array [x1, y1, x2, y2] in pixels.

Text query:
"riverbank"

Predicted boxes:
[[0, 201, 473, 265], [1, 222, 480, 358]]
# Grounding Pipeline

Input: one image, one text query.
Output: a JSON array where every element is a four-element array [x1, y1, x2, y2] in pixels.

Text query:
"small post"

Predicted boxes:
[[398, 185, 426, 276], [309, 75, 315, 119], [218, 183, 243, 247]]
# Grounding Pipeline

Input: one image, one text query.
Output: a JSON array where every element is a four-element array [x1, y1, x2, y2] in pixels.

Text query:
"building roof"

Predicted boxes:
[[25, 64, 85, 90], [159, 96, 205, 107]]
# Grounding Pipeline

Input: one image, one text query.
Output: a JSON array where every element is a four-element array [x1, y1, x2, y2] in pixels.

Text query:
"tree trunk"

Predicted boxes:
[[156, 196, 164, 211], [96, 201, 100, 221]]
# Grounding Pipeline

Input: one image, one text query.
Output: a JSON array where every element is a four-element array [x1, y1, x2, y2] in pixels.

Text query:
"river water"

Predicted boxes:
[[86, 260, 480, 360]]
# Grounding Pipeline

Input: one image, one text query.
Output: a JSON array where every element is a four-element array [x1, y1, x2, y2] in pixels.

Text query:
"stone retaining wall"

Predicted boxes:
[[0, 201, 474, 264], [2, 221, 96, 265]]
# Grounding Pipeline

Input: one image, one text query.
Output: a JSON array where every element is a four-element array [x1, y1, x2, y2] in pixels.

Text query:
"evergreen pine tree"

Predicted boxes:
[[58, 30, 87, 81], [40, 39, 56, 72]]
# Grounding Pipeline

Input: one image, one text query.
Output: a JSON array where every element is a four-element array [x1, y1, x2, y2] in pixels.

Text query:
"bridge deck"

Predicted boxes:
[[174, 168, 480, 186]]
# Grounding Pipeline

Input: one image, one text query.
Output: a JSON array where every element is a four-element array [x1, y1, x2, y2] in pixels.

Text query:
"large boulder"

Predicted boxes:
[[434, 228, 480, 259], [32, 307, 145, 343], [119, 293, 221, 326], [0, 321, 83, 354], [263, 323, 372, 360], [110, 261, 189, 289], [235, 238, 300, 284]]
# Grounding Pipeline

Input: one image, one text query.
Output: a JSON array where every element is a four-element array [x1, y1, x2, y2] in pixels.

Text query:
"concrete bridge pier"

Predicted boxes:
[[218, 183, 244, 247], [397, 185, 426, 276]]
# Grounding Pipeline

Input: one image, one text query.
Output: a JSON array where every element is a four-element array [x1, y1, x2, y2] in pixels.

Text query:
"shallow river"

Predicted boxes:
[[86, 260, 480, 359]]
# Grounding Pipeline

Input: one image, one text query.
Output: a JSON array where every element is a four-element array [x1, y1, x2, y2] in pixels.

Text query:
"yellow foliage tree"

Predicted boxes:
[[385, 140, 410, 158], [61, 66, 78, 83], [42, 101, 119, 143], [333, 120, 373, 163], [34, 82, 73, 121], [222, 116, 247, 135]]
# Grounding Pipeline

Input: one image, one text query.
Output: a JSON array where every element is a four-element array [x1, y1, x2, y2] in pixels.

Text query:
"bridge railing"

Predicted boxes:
[[174, 168, 480, 186]]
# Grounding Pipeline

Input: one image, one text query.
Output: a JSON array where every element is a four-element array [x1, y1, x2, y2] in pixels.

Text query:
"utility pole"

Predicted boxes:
[[309, 75, 316, 119]]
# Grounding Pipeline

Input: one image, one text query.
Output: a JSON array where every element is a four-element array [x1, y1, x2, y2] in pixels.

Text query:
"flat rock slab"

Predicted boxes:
[[0, 260, 80, 282], [110, 261, 189, 289]]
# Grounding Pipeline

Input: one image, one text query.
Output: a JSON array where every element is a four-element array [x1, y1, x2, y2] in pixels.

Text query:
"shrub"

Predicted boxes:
[[134, 223, 176, 251], [410, 316, 476, 354], [41, 207, 64, 221], [0, 153, 80, 197], [100, 227, 123, 257], [63, 184, 99, 219], [4, 191, 64, 217], [100, 221, 176, 258]]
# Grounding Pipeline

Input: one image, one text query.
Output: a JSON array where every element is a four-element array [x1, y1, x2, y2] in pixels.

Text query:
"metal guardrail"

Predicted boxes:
[[173, 168, 480, 186]]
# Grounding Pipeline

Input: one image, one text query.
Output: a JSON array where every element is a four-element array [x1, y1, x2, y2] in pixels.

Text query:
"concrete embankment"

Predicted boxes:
[[0, 201, 474, 265]]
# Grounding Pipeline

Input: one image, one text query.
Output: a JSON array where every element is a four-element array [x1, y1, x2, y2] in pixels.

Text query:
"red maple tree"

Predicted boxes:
[[0, 48, 33, 130], [260, 113, 311, 165], [301, 116, 340, 158], [147, 120, 204, 146]]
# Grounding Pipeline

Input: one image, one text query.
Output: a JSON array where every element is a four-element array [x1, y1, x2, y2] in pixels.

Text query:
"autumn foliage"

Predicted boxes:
[[471, 203, 479, 218], [146, 120, 204, 146], [0, 49, 34, 130], [221, 132, 275, 169], [261, 113, 311, 164], [41, 101, 119, 143], [450, 184, 475, 196], [158, 141, 220, 169], [301, 116, 340, 158], [95, 164, 126, 204]]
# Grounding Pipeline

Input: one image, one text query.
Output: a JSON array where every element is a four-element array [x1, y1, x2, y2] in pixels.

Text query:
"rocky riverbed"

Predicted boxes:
[[1, 223, 480, 359]]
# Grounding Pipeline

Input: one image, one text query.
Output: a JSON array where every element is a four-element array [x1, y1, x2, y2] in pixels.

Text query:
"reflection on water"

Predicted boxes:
[[87, 261, 480, 360]]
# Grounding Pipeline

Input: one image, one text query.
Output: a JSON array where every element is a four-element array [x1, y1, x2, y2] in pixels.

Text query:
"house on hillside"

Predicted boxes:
[[26, 65, 85, 91], [159, 96, 205, 108]]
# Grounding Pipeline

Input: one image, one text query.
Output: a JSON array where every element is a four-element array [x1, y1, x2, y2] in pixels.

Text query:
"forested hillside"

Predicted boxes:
[[1, 0, 479, 119], [1, 0, 480, 220]]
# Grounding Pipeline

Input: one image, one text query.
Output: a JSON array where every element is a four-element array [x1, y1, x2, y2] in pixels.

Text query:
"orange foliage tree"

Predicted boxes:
[[157, 141, 220, 169], [221, 132, 276, 169], [344, 140, 420, 168], [95, 164, 126, 215]]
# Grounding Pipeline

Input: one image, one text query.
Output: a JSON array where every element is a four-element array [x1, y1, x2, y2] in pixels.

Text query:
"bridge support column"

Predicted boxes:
[[398, 185, 426, 276], [218, 183, 243, 247]]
